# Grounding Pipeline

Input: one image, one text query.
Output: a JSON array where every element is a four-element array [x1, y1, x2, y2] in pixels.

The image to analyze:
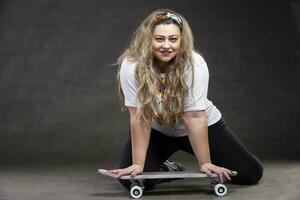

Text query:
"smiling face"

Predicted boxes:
[[151, 24, 181, 71]]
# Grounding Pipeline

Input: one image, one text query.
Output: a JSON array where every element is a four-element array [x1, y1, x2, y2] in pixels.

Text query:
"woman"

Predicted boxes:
[[109, 9, 263, 191]]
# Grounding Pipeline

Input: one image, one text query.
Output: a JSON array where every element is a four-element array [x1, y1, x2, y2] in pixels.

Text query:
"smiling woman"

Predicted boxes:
[[152, 24, 181, 71], [110, 9, 264, 193]]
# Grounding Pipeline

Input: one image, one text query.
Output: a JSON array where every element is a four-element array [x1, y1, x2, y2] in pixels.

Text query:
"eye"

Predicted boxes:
[[155, 38, 163, 42], [170, 38, 178, 42]]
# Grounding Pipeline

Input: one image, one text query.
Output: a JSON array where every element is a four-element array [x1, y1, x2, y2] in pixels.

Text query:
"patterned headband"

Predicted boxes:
[[155, 11, 183, 29]]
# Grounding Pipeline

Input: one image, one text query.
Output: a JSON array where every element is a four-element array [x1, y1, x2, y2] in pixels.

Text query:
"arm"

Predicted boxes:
[[109, 107, 150, 177], [110, 59, 150, 177], [129, 107, 150, 169], [182, 54, 233, 182], [182, 110, 211, 167], [183, 110, 233, 183]]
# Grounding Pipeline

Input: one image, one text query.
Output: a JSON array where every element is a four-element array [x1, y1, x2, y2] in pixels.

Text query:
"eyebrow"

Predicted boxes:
[[154, 35, 179, 37]]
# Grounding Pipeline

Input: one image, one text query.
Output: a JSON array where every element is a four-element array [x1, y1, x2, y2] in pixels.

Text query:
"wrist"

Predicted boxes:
[[132, 162, 144, 169], [200, 162, 211, 168]]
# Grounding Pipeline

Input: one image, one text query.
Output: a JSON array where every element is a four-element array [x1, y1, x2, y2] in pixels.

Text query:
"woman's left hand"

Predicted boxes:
[[200, 162, 233, 183]]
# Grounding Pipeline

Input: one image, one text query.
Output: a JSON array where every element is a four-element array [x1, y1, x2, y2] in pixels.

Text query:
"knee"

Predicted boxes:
[[252, 159, 264, 184], [255, 163, 264, 184], [246, 164, 263, 185], [232, 161, 264, 185]]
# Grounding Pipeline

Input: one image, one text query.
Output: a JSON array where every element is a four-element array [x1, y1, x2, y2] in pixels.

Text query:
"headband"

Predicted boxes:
[[155, 11, 183, 29]]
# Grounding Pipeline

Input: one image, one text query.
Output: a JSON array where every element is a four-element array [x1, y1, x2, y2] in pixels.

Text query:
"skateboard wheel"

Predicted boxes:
[[130, 185, 143, 199], [214, 184, 227, 197]]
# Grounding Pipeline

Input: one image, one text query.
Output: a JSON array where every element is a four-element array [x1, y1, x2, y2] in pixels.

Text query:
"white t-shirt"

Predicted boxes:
[[120, 51, 222, 137]]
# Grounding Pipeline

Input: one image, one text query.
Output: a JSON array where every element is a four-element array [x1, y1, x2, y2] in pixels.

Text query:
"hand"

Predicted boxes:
[[108, 164, 144, 178], [200, 163, 233, 183]]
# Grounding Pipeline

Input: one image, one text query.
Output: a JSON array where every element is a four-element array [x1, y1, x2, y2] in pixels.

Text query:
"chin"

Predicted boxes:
[[160, 58, 172, 62], [157, 56, 175, 63]]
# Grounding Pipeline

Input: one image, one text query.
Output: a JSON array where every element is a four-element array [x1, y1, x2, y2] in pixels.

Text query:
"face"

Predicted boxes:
[[152, 24, 181, 67]]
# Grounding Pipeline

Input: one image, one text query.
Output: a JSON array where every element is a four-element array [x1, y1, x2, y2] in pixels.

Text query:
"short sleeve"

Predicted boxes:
[[184, 53, 209, 111], [120, 58, 138, 107]]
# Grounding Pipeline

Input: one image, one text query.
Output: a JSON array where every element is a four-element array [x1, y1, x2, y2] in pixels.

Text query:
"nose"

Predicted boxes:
[[162, 40, 171, 49]]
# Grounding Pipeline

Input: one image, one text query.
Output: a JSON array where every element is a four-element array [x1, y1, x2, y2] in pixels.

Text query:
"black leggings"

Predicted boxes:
[[118, 117, 264, 190]]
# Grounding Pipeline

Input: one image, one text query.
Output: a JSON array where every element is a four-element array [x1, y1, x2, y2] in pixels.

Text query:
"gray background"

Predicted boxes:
[[0, 0, 299, 166]]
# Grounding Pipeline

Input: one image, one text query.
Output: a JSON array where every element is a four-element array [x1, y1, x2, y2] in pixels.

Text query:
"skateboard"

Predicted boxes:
[[98, 169, 238, 199]]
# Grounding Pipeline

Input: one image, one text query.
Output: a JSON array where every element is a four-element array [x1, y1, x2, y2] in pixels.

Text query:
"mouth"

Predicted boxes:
[[160, 51, 173, 57]]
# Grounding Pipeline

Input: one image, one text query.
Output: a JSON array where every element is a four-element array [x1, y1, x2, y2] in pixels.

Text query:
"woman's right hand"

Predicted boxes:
[[108, 164, 144, 178], [200, 162, 233, 183]]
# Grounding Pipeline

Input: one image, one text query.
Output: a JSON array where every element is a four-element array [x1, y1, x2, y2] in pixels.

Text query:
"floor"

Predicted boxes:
[[0, 161, 299, 200]]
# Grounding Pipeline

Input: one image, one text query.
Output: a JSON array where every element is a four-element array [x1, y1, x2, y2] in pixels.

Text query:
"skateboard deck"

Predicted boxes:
[[98, 169, 237, 180]]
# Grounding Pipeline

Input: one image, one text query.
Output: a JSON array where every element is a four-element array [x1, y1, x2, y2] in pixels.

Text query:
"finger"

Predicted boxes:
[[217, 172, 224, 183], [108, 169, 120, 174], [135, 169, 143, 175], [220, 169, 230, 180], [109, 169, 122, 177], [201, 168, 209, 174], [131, 170, 138, 177], [132, 167, 142, 175], [131, 168, 138, 176], [220, 168, 232, 179], [202, 168, 213, 177], [229, 170, 238, 176], [116, 172, 127, 178], [206, 166, 219, 177], [118, 168, 133, 178], [132, 167, 143, 176], [224, 171, 231, 181], [116, 170, 126, 178], [223, 168, 234, 175]]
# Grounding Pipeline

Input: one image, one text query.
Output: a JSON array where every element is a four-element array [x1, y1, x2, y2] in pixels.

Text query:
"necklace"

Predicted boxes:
[[158, 73, 166, 93]]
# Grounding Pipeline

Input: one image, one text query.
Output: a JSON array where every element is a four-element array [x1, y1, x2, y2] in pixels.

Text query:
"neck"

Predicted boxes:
[[155, 59, 172, 73], [158, 62, 169, 73]]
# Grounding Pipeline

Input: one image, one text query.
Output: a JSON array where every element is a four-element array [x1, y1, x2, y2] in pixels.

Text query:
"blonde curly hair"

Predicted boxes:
[[116, 9, 198, 128]]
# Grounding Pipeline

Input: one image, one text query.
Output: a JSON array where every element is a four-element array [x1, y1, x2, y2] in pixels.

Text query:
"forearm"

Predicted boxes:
[[183, 114, 211, 167], [130, 119, 150, 169]]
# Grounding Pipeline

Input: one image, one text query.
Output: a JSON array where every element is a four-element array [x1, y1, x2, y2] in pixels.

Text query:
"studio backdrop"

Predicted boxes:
[[0, 0, 299, 165]]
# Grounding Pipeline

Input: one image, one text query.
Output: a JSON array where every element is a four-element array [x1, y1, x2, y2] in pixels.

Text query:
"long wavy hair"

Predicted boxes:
[[116, 9, 197, 128]]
